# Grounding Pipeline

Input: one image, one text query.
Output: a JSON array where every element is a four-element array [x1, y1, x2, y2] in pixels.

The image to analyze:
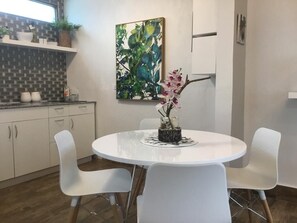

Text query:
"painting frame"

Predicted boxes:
[[115, 17, 165, 100], [236, 14, 246, 45]]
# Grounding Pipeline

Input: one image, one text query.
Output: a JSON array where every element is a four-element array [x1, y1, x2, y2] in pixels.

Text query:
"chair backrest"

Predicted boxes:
[[138, 163, 231, 223], [139, 118, 160, 130], [248, 127, 281, 187], [54, 130, 80, 195]]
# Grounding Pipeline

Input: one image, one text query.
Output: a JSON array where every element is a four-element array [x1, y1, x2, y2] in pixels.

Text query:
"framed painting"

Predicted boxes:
[[116, 17, 165, 100]]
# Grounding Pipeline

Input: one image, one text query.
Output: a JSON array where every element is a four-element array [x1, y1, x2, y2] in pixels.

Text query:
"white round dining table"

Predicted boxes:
[[92, 129, 247, 166]]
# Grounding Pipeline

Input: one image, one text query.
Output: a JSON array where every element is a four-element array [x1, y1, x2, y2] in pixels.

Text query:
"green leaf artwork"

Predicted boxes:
[[116, 17, 164, 100]]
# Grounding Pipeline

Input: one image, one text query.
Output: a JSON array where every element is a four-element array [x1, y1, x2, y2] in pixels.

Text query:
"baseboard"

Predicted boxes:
[[0, 156, 92, 189]]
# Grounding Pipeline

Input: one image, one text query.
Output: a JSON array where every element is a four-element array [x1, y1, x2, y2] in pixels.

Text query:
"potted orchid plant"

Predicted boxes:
[[156, 68, 210, 142]]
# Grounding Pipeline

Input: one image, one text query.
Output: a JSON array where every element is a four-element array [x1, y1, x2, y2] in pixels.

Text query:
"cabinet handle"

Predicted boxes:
[[70, 118, 74, 129], [79, 105, 87, 109], [14, 125, 18, 138], [55, 119, 65, 122], [8, 126, 11, 139], [54, 107, 64, 114], [54, 107, 64, 110]]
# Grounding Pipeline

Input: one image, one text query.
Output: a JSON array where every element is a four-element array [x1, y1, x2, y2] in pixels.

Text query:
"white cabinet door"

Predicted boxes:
[[13, 119, 50, 177], [49, 116, 70, 166], [49, 117, 70, 142], [193, 0, 218, 35], [192, 36, 217, 74], [0, 123, 14, 181], [69, 113, 95, 159]]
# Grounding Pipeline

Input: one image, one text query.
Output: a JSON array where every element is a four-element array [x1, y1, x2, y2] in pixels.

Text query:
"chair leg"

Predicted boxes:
[[109, 194, 123, 223], [125, 165, 137, 217], [258, 190, 273, 223], [69, 196, 81, 223], [247, 190, 253, 223], [116, 193, 125, 219], [131, 167, 146, 205]]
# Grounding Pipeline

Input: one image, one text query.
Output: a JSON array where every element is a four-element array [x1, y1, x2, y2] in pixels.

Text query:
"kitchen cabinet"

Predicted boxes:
[[0, 123, 14, 181], [192, 0, 218, 75], [49, 103, 95, 166], [69, 104, 95, 159], [0, 107, 49, 179], [49, 117, 70, 166], [0, 102, 95, 182], [193, 0, 217, 35], [49, 105, 70, 166], [14, 119, 49, 176], [192, 36, 216, 75]]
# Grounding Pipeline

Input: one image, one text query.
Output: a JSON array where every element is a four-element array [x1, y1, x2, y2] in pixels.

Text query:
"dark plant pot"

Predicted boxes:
[[59, 31, 71, 47], [158, 127, 182, 143]]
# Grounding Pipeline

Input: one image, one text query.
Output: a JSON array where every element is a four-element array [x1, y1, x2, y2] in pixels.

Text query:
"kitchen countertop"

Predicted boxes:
[[0, 101, 96, 110]]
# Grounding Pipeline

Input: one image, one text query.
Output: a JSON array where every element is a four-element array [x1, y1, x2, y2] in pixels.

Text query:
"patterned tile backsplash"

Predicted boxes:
[[0, 0, 67, 103], [0, 46, 66, 102]]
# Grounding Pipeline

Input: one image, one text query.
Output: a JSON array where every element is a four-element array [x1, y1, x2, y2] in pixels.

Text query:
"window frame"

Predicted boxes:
[[0, 0, 58, 23]]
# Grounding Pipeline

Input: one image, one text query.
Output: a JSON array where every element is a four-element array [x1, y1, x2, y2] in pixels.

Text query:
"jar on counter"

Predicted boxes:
[[20, 92, 31, 103], [31, 92, 41, 102]]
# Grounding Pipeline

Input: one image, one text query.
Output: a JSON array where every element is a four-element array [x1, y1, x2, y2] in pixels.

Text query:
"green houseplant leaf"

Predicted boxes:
[[51, 17, 81, 31]]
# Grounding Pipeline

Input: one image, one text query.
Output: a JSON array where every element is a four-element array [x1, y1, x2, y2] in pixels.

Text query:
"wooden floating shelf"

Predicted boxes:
[[288, 92, 297, 99], [0, 39, 77, 53], [192, 73, 216, 76], [192, 32, 217, 38]]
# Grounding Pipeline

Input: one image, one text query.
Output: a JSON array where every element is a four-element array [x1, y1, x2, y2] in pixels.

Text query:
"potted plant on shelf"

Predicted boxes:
[[51, 17, 81, 48], [0, 26, 10, 40]]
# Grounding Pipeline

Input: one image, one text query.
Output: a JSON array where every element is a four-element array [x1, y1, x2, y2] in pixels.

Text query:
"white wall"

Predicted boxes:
[[65, 0, 297, 188], [215, 0, 235, 135], [245, 0, 297, 187], [65, 0, 214, 137], [231, 0, 247, 141]]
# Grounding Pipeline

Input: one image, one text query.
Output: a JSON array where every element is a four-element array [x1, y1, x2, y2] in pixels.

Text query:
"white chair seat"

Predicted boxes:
[[62, 168, 132, 196], [227, 167, 276, 190]]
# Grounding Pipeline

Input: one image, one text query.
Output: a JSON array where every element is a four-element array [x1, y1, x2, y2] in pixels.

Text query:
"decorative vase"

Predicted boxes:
[[58, 31, 71, 47], [158, 117, 182, 143], [158, 127, 182, 143]]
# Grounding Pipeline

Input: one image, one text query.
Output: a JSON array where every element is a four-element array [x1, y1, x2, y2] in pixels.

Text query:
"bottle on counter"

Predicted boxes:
[[64, 85, 70, 101]]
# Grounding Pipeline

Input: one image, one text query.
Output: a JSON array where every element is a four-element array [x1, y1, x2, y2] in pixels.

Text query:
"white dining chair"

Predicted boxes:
[[54, 130, 132, 223], [226, 127, 281, 222], [129, 118, 160, 207], [139, 118, 160, 130], [137, 163, 231, 223]]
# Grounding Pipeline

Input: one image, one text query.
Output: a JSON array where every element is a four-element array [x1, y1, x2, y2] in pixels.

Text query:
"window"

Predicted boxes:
[[0, 0, 56, 23]]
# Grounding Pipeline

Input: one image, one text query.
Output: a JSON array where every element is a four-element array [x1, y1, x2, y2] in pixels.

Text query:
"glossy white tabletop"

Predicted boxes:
[[92, 129, 247, 166]]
